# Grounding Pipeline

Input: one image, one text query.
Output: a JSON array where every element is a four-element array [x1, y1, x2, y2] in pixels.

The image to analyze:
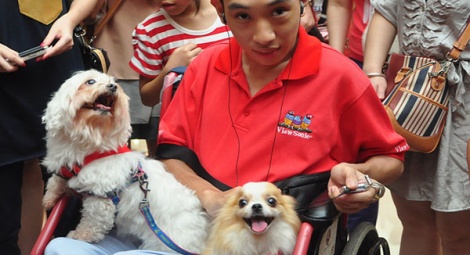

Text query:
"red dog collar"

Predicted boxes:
[[59, 146, 132, 179]]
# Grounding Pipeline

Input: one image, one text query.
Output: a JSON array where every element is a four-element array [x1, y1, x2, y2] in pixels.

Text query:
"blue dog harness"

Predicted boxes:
[[136, 165, 199, 255]]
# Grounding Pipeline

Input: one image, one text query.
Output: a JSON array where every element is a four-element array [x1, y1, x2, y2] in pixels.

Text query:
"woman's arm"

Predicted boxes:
[[362, 11, 397, 99], [41, 0, 102, 59], [327, 0, 353, 53]]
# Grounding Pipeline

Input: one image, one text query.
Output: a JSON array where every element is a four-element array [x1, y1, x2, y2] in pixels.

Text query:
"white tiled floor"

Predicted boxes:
[[376, 188, 402, 255]]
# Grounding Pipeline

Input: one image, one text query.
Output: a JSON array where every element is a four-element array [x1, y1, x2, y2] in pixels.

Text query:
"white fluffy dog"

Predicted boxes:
[[203, 182, 301, 255], [41, 70, 209, 253]]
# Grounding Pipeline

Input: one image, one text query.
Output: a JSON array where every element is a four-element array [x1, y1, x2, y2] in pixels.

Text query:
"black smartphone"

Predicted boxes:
[[19, 45, 50, 61]]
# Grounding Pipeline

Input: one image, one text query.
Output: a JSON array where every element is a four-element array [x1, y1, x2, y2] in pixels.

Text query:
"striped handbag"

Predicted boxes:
[[383, 20, 470, 153], [383, 54, 450, 153]]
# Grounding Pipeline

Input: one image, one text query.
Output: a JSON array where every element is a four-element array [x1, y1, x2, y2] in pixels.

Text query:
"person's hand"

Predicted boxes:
[[200, 187, 240, 217], [165, 42, 202, 70], [328, 163, 382, 213], [0, 44, 24, 73], [369, 76, 388, 100], [39, 13, 77, 61], [300, 1, 316, 33]]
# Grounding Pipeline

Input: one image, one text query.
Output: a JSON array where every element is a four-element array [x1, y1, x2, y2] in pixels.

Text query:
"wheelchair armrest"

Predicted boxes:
[[31, 195, 70, 255], [160, 66, 186, 118], [300, 190, 340, 229]]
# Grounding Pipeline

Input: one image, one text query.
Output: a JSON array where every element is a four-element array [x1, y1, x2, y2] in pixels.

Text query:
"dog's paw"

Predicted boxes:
[[67, 230, 105, 243], [42, 194, 58, 210]]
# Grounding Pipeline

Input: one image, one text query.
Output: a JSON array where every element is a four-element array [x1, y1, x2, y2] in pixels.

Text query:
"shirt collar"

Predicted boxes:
[[215, 26, 322, 81]]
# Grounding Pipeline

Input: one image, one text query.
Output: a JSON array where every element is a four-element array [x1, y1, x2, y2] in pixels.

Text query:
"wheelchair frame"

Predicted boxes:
[[31, 190, 390, 255], [32, 67, 391, 255]]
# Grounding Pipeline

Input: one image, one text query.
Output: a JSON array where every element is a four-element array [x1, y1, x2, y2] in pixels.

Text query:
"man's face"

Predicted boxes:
[[222, 0, 301, 68]]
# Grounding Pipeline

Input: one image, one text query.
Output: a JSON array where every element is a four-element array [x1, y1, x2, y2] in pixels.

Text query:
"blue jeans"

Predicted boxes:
[[45, 234, 176, 255], [347, 201, 379, 232]]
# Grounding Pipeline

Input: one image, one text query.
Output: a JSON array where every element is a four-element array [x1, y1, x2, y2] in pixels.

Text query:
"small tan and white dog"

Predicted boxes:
[[41, 70, 208, 253], [203, 182, 301, 255]]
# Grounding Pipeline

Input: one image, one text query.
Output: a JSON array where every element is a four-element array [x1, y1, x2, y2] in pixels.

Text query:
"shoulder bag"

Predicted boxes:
[[74, 0, 124, 73], [382, 21, 470, 153]]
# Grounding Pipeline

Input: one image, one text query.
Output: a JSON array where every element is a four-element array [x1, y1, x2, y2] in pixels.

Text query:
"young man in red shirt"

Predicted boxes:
[[157, 0, 407, 217]]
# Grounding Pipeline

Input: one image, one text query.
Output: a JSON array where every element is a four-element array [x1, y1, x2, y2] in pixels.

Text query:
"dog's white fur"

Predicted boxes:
[[42, 70, 209, 253], [203, 182, 301, 255]]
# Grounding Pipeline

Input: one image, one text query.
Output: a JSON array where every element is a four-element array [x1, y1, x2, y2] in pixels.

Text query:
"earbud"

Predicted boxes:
[[221, 13, 227, 24], [300, 1, 305, 15]]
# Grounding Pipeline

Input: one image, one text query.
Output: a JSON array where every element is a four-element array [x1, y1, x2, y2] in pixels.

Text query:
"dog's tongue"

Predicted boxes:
[[251, 219, 268, 233], [95, 103, 111, 111]]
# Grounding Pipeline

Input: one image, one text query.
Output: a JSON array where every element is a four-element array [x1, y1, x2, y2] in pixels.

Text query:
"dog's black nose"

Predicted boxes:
[[107, 83, 117, 92], [252, 203, 262, 213]]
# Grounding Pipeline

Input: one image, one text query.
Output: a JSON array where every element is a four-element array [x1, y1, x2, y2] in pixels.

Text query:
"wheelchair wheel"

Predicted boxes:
[[341, 222, 390, 255]]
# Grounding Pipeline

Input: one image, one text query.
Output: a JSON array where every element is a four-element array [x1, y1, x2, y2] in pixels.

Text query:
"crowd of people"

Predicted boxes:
[[1, 0, 469, 255]]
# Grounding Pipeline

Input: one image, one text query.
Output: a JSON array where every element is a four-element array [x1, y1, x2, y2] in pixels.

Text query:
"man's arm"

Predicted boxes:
[[162, 159, 239, 217]]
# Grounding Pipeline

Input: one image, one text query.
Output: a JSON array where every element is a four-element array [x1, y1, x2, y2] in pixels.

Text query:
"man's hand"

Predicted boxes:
[[328, 163, 381, 213], [200, 187, 240, 217]]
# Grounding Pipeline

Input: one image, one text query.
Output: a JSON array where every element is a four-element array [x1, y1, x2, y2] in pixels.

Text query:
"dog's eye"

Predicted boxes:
[[267, 197, 277, 207], [238, 199, 248, 208], [85, 79, 96, 85]]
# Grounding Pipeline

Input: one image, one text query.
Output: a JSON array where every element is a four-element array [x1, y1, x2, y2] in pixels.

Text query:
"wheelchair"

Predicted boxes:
[[293, 195, 391, 255], [159, 67, 392, 255], [31, 68, 391, 255], [31, 172, 391, 255]]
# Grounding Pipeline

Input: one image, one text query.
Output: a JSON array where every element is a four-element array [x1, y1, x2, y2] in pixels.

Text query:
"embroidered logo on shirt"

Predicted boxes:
[[278, 110, 313, 139]]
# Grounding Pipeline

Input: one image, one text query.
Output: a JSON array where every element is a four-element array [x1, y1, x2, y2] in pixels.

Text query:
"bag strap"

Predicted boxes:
[[448, 17, 470, 60], [91, 0, 124, 42]]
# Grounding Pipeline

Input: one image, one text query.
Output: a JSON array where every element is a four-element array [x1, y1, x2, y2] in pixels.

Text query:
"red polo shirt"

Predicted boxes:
[[157, 27, 408, 188]]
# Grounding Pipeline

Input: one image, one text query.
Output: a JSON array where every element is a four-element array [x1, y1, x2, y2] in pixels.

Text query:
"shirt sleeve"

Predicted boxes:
[[371, 0, 398, 26], [336, 84, 408, 162], [128, 20, 164, 78]]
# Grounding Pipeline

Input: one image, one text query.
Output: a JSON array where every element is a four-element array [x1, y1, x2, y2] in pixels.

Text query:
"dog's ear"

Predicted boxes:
[[42, 91, 67, 135], [42, 71, 85, 134]]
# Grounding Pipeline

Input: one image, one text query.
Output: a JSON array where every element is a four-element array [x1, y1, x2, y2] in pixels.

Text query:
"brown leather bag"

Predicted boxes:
[[382, 21, 470, 153]]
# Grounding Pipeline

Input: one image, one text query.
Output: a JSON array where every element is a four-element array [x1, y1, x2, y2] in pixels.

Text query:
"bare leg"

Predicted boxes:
[[437, 210, 470, 255], [391, 192, 442, 255], [18, 158, 45, 255]]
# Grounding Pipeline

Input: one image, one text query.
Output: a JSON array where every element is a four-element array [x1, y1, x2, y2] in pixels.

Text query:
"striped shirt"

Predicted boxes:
[[129, 10, 231, 78]]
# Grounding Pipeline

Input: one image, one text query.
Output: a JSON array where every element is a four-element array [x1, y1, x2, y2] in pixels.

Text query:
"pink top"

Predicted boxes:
[[345, 0, 373, 62]]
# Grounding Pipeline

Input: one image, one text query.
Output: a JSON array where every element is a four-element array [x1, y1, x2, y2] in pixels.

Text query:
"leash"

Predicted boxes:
[[137, 167, 199, 255]]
